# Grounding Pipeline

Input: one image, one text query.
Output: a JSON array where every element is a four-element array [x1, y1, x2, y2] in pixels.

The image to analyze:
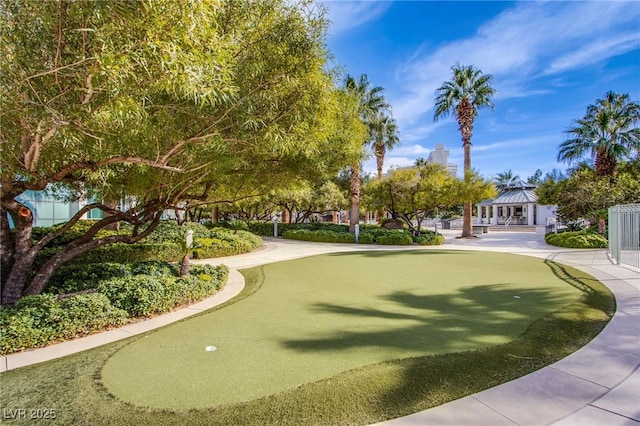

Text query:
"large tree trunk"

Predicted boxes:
[[1, 195, 162, 306], [349, 163, 361, 233], [1, 199, 36, 306], [595, 149, 616, 178], [458, 99, 475, 238]]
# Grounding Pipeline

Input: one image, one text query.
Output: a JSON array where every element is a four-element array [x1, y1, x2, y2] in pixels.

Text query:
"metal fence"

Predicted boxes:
[[608, 204, 640, 268]]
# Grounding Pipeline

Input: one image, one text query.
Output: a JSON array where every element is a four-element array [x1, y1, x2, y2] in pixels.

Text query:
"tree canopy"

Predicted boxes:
[[0, 0, 362, 305]]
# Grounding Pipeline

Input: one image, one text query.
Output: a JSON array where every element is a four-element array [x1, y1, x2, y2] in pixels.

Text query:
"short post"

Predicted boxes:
[[185, 229, 194, 249], [272, 215, 279, 237], [354, 223, 360, 243]]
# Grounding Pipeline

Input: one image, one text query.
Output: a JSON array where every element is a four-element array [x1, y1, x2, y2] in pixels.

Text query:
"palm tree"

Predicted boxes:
[[370, 112, 400, 179], [494, 170, 520, 190], [344, 74, 389, 233], [414, 157, 428, 167], [434, 64, 497, 237], [559, 91, 640, 177]]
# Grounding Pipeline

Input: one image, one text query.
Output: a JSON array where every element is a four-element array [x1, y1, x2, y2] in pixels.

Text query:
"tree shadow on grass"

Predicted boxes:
[[324, 249, 473, 258], [282, 284, 572, 355], [279, 279, 600, 420], [544, 259, 599, 294]]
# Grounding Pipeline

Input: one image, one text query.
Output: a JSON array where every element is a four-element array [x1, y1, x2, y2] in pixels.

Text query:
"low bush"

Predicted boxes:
[[33, 221, 263, 267], [97, 265, 228, 317], [45, 263, 131, 294], [376, 232, 414, 245], [416, 233, 446, 245], [280, 226, 443, 246], [357, 232, 374, 244], [2, 263, 229, 354], [283, 229, 357, 244], [0, 293, 128, 354], [545, 230, 608, 248], [248, 221, 349, 236], [74, 242, 184, 264]]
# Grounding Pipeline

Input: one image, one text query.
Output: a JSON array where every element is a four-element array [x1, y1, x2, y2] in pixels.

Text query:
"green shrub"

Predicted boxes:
[[57, 293, 129, 338], [283, 229, 356, 243], [45, 263, 130, 294], [247, 221, 349, 236], [141, 221, 211, 244], [97, 265, 228, 317], [376, 232, 413, 245], [416, 233, 445, 245], [0, 293, 128, 354], [33, 220, 261, 268], [75, 242, 184, 264], [31, 220, 122, 248], [545, 231, 608, 248], [357, 232, 374, 244]]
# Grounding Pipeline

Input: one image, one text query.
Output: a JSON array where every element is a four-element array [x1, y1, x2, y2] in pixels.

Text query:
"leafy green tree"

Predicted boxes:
[[0, 0, 352, 305], [456, 170, 498, 219], [434, 64, 497, 237], [344, 74, 389, 233], [538, 162, 639, 234], [363, 164, 462, 235], [559, 91, 640, 177]]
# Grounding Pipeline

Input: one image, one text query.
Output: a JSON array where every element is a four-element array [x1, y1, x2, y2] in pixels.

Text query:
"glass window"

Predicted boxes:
[[54, 202, 70, 220], [36, 202, 54, 219]]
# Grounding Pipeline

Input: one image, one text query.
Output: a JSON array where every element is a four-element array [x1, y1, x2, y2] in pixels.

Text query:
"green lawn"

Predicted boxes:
[[1, 251, 614, 425]]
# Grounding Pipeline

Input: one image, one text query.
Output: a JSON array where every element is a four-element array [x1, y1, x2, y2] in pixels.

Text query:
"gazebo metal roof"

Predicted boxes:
[[492, 188, 538, 204]]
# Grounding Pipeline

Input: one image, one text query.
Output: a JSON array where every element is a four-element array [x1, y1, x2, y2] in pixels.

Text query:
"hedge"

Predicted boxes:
[[1, 264, 228, 354], [280, 227, 444, 246], [416, 233, 446, 245], [0, 293, 128, 354], [247, 222, 349, 237], [34, 222, 263, 266], [545, 231, 608, 249], [376, 233, 413, 245], [283, 229, 361, 244]]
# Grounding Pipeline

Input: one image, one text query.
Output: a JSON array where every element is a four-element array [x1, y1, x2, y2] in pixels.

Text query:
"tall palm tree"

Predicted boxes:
[[344, 74, 389, 233], [434, 64, 497, 238], [370, 112, 400, 179], [559, 91, 640, 177]]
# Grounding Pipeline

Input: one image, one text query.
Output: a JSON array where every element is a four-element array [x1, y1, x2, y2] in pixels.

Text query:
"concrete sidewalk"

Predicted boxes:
[[1, 231, 638, 425]]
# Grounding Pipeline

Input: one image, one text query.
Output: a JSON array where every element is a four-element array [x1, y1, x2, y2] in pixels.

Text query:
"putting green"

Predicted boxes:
[[101, 250, 582, 409]]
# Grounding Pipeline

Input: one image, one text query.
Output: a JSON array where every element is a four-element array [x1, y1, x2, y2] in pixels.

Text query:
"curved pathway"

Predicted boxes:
[[1, 231, 638, 425]]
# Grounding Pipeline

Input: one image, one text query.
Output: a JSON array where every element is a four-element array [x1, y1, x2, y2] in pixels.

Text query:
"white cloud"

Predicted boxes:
[[393, 1, 640, 126], [322, 1, 391, 37], [388, 143, 432, 156], [544, 32, 640, 75]]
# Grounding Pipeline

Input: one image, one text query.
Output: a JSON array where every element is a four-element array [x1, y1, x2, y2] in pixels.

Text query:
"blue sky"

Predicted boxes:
[[321, 1, 640, 181]]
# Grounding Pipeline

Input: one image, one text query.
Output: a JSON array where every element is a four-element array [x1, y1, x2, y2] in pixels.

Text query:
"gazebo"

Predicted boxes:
[[477, 182, 556, 226]]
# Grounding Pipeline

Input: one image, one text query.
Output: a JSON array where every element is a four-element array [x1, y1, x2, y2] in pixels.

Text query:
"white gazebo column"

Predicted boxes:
[[493, 205, 499, 225], [526, 203, 534, 225], [477, 205, 482, 223]]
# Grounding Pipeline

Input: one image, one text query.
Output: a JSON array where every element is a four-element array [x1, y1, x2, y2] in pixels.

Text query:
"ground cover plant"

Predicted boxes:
[[545, 230, 608, 248], [0, 251, 614, 425], [0, 263, 228, 354]]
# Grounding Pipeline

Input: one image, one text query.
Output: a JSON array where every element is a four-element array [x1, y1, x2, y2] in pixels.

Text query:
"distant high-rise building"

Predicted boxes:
[[427, 144, 457, 176]]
